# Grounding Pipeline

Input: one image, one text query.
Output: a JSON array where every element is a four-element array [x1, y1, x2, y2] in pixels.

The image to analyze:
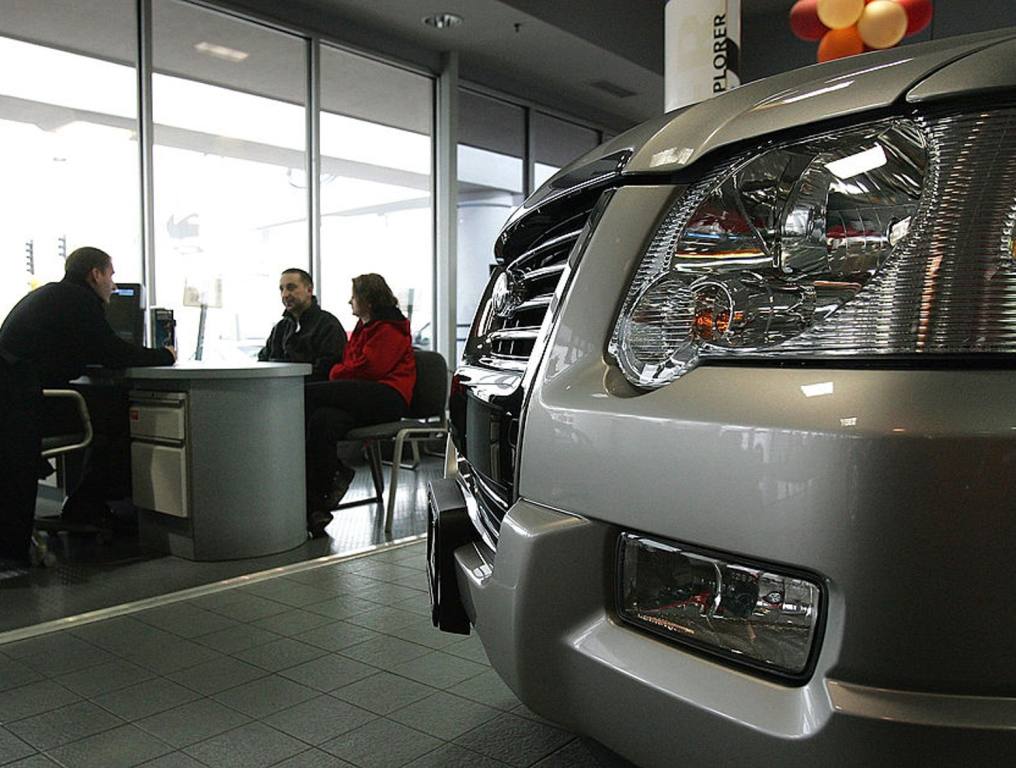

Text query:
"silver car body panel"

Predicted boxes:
[[449, 31, 1016, 767], [455, 501, 1016, 766], [518, 183, 1016, 689], [908, 37, 1016, 102], [453, 184, 1016, 765]]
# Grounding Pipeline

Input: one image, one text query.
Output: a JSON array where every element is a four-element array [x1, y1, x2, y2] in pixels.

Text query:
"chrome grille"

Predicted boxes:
[[474, 208, 593, 371], [454, 194, 603, 548]]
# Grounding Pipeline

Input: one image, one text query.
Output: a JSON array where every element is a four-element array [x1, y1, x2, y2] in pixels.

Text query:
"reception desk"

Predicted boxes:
[[122, 361, 310, 561]]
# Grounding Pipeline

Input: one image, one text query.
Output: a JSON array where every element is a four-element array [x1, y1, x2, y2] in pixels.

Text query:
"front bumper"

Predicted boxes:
[[451, 499, 1016, 767]]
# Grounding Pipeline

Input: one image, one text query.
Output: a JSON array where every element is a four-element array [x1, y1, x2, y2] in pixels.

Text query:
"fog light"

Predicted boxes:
[[618, 533, 823, 678]]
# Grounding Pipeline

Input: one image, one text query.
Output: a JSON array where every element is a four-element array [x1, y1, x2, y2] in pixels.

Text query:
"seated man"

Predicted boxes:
[[258, 268, 346, 381], [0, 247, 176, 568]]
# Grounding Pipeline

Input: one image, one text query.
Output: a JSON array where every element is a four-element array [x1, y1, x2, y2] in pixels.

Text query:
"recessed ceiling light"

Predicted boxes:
[[422, 13, 463, 30], [194, 41, 249, 62]]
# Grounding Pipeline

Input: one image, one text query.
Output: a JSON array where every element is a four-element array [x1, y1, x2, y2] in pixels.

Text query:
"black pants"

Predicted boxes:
[[305, 380, 407, 496], [34, 383, 130, 514], [0, 359, 41, 562], [0, 367, 132, 561], [64, 383, 132, 505]]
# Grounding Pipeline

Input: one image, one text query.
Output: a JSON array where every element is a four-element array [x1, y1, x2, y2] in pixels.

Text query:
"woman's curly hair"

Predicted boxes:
[[352, 273, 399, 315]]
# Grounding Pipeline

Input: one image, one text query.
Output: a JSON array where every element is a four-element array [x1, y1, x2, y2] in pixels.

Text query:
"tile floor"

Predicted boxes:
[[0, 541, 634, 768], [1, 457, 439, 634]]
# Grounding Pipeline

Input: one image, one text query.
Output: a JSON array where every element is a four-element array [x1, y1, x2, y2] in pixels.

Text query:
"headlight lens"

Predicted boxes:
[[612, 118, 930, 387], [618, 533, 822, 678]]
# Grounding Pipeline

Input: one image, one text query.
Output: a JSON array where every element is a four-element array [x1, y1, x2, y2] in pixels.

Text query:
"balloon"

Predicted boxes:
[[817, 25, 865, 62], [894, 0, 933, 36], [790, 0, 827, 41], [816, 0, 865, 29], [857, 0, 908, 48]]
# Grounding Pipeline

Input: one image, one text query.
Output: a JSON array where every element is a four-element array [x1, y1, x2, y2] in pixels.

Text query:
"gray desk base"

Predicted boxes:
[[128, 368, 307, 561]]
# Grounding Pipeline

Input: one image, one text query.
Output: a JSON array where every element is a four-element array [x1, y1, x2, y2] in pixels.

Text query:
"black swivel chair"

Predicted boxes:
[[338, 349, 449, 532], [32, 389, 94, 563]]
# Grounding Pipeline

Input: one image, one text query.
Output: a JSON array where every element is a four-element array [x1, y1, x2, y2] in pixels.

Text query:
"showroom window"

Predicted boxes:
[[532, 111, 601, 190], [0, 0, 140, 319], [456, 88, 525, 362], [151, 0, 308, 361], [318, 44, 434, 347], [0, 0, 607, 364]]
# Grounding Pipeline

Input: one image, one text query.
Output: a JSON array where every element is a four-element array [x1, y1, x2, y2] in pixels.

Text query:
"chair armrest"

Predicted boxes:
[[40, 389, 93, 457]]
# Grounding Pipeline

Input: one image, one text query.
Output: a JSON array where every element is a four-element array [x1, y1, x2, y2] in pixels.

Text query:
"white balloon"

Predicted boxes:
[[857, 0, 908, 49], [817, 0, 865, 30]]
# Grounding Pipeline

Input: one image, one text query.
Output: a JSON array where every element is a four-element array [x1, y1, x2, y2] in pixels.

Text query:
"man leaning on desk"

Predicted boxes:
[[258, 267, 346, 381], [0, 247, 176, 569]]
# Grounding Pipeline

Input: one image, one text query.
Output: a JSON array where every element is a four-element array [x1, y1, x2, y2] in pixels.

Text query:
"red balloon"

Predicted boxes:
[[893, 0, 933, 36], [790, 0, 828, 41]]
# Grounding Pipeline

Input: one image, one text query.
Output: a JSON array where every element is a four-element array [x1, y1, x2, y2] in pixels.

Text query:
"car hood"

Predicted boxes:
[[573, 29, 1016, 179], [501, 28, 1016, 246], [626, 28, 1016, 174]]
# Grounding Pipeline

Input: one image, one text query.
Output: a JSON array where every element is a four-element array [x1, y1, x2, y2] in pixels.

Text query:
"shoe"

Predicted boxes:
[[29, 533, 57, 568], [307, 509, 333, 539]]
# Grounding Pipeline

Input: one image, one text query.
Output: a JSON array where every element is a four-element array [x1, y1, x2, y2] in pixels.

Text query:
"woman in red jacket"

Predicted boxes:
[[304, 273, 416, 536]]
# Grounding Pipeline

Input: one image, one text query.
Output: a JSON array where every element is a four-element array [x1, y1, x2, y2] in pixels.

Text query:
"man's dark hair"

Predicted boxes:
[[65, 247, 112, 282], [281, 268, 313, 290], [352, 273, 399, 315]]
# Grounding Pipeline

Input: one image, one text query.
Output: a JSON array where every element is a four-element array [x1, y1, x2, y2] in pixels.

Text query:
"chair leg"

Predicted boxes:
[[384, 439, 420, 471], [336, 439, 387, 511], [367, 440, 385, 503], [385, 432, 408, 533]]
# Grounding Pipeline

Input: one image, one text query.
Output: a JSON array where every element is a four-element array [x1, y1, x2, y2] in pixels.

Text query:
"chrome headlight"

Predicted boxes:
[[611, 118, 929, 387], [611, 108, 1016, 388]]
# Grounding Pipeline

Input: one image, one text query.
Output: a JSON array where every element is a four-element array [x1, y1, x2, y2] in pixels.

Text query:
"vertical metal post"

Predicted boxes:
[[138, 0, 156, 312], [307, 36, 322, 294], [524, 105, 535, 197], [435, 51, 458, 362]]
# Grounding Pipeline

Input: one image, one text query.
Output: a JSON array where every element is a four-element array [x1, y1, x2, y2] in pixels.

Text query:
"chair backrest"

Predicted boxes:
[[408, 349, 448, 420], [40, 389, 93, 458]]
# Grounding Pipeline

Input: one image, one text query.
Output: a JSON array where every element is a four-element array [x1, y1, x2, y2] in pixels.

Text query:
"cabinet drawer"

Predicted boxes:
[[129, 402, 185, 440], [131, 441, 188, 518]]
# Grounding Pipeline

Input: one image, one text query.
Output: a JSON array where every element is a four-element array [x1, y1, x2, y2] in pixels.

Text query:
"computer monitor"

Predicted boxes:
[[106, 283, 145, 346]]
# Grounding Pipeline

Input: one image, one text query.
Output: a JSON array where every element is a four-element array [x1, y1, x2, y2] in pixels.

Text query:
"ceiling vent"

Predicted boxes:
[[589, 80, 637, 99]]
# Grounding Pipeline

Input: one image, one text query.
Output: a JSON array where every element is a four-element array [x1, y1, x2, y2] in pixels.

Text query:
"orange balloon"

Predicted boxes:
[[817, 25, 865, 62], [817, 0, 865, 29], [857, 0, 908, 48]]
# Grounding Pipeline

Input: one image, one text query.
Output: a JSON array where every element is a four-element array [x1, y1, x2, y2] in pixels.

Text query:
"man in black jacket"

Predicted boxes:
[[0, 247, 175, 568], [257, 268, 345, 381]]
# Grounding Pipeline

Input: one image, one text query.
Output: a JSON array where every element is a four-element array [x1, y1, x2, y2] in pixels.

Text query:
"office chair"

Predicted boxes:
[[32, 389, 95, 564], [338, 349, 449, 532]]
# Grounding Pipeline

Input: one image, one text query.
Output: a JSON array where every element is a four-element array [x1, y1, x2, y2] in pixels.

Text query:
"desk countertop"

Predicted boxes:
[[122, 361, 312, 380]]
